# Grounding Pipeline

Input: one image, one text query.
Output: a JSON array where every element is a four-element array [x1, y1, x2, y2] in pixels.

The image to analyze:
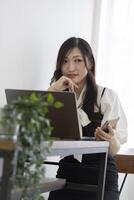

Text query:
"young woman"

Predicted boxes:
[[48, 37, 128, 200]]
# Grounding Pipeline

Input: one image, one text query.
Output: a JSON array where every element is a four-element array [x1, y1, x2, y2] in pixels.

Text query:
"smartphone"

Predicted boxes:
[[101, 117, 120, 132]]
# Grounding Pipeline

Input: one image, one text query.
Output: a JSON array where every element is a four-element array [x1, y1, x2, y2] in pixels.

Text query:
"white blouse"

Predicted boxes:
[[77, 85, 128, 144]]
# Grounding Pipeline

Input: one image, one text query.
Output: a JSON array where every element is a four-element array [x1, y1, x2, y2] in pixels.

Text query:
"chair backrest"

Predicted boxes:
[[114, 147, 134, 173]]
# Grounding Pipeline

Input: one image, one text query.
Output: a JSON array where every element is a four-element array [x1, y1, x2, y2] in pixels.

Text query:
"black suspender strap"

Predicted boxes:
[[100, 87, 106, 99], [99, 87, 106, 113]]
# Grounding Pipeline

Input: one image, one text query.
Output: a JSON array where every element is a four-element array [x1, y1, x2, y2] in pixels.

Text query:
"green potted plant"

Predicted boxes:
[[0, 92, 63, 200]]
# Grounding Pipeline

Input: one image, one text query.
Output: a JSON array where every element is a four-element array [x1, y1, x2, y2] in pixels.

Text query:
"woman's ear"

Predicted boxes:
[[86, 59, 92, 70], [88, 64, 92, 70]]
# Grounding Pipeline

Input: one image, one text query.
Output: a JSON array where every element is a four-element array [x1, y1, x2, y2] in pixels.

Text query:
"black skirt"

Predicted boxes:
[[48, 154, 119, 200]]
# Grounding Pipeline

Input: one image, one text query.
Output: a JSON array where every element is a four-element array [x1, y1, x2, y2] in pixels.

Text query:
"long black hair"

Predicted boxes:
[[51, 37, 98, 116]]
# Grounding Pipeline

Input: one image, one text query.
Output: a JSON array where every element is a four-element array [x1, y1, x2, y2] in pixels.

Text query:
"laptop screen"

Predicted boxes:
[[5, 89, 82, 140]]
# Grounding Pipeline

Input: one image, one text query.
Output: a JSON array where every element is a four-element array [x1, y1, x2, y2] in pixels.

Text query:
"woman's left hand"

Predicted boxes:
[[95, 124, 114, 141], [95, 125, 121, 155]]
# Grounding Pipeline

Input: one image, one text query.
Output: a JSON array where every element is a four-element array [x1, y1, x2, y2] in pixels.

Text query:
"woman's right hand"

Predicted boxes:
[[48, 76, 78, 92]]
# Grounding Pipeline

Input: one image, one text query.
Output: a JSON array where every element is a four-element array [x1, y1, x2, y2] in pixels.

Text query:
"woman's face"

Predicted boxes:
[[61, 48, 90, 87]]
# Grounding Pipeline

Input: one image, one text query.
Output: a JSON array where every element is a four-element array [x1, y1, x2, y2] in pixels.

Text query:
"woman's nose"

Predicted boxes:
[[68, 62, 75, 71]]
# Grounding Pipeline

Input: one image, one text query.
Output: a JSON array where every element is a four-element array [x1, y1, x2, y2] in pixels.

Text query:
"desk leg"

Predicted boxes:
[[0, 150, 15, 200], [96, 152, 108, 200]]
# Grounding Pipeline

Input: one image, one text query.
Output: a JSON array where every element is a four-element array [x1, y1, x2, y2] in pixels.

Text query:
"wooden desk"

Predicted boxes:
[[114, 147, 134, 194]]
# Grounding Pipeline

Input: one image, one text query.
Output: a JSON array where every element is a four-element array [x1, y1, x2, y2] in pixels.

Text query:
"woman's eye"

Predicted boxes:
[[64, 59, 68, 63], [75, 59, 82, 63]]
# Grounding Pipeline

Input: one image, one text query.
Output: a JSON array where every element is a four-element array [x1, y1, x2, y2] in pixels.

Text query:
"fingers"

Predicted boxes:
[[95, 125, 114, 141], [62, 76, 78, 91], [50, 76, 78, 92]]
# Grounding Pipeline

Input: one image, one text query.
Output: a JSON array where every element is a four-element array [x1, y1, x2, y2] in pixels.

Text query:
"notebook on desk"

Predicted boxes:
[[5, 89, 95, 141]]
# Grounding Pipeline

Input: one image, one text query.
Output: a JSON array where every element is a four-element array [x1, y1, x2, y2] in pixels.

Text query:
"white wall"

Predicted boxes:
[[0, 1, 96, 198], [0, 0, 97, 106]]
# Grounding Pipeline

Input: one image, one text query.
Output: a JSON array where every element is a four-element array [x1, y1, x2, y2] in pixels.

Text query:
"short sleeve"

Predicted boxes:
[[100, 87, 128, 144]]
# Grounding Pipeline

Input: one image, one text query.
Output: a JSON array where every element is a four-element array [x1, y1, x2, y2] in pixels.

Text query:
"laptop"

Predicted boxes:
[[5, 89, 84, 140]]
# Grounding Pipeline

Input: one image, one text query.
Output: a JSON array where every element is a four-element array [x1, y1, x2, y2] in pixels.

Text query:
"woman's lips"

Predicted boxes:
[[67, 74, 78, 79]]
